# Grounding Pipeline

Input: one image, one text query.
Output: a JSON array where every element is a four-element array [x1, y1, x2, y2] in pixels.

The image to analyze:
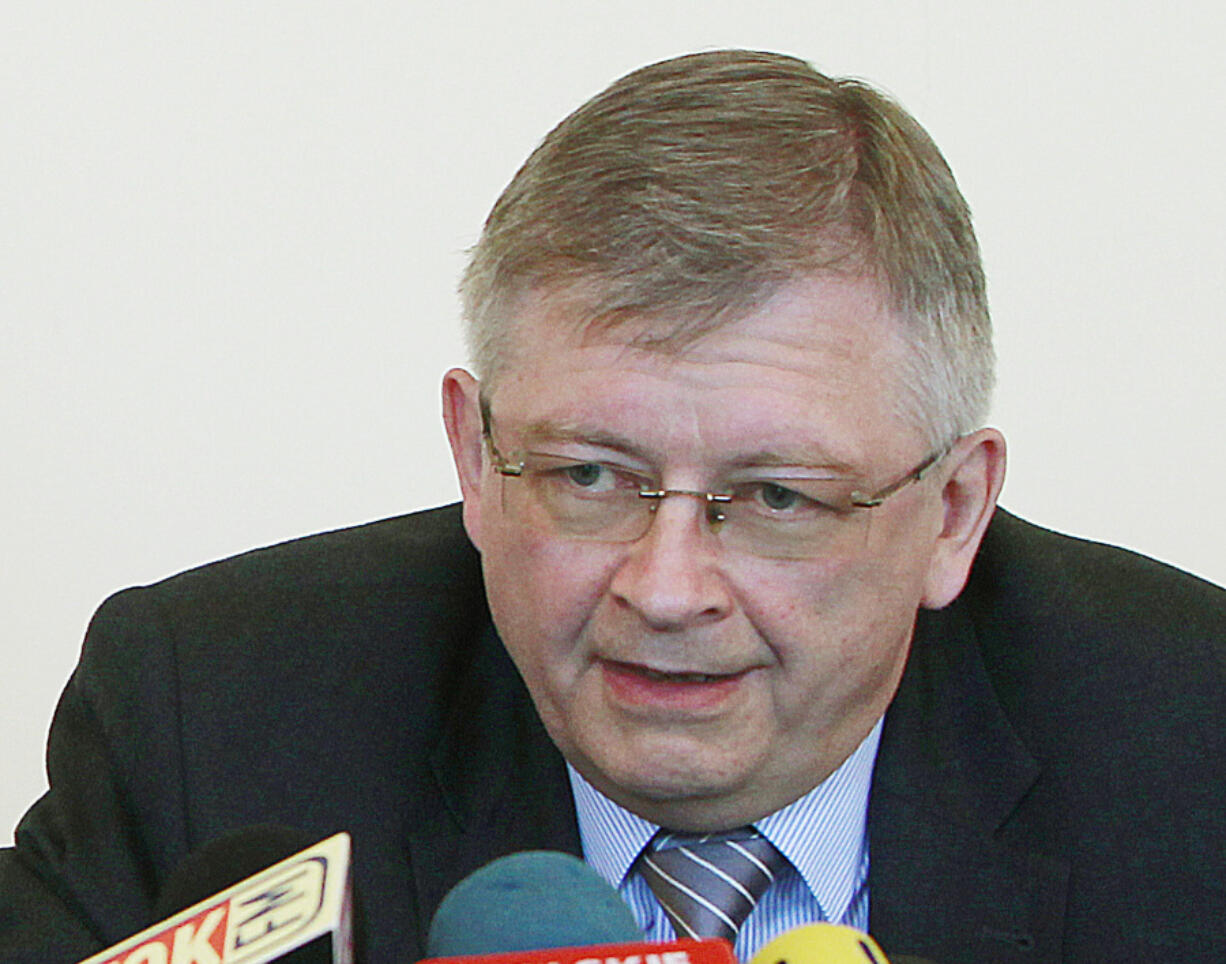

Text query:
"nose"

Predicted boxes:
[[608, 496, 734, 632]]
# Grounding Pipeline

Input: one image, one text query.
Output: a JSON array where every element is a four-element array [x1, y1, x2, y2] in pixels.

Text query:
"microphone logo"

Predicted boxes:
[[79, 832, 352, 964]]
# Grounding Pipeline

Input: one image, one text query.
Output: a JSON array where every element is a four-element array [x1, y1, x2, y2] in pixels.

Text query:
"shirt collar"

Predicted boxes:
[[567, 716, 883, 924]]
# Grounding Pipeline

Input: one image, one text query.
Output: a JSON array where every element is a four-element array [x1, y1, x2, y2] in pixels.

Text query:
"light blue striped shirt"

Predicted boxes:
[[567, 717, 883, 962]]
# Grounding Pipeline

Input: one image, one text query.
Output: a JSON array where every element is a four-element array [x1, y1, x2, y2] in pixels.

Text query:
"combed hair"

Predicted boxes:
[[459, 49, 993, 447]]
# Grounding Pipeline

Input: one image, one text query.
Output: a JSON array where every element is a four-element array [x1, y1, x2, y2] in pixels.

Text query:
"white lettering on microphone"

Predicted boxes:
[[100, 906, 228, 964], [573, 954, 693, 964]]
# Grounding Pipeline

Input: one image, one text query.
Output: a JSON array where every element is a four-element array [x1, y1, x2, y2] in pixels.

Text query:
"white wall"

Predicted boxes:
[[3, 1, 1223, 842]]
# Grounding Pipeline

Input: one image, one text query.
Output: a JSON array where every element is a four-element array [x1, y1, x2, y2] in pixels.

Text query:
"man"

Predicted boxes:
[[1, 50, 1222, 964]]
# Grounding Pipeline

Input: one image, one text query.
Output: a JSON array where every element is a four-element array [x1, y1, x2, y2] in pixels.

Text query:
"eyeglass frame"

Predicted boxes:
[[479, 398, 954, 538]]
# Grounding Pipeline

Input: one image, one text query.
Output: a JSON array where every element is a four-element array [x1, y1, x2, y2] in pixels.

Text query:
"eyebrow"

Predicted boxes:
[[515, 419, 859, 477], [723, 450, 859, 476], [517, 420, 655, 461]]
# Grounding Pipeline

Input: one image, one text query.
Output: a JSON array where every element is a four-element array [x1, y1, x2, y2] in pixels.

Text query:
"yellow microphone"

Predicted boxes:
[[748, 923, 891, 964]]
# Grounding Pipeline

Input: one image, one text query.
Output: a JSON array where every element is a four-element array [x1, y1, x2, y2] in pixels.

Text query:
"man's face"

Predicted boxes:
[[447, 273, 973, 830]]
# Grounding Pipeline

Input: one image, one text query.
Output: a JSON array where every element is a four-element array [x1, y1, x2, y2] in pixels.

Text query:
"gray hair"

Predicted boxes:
[[459, 49, 993, 448]]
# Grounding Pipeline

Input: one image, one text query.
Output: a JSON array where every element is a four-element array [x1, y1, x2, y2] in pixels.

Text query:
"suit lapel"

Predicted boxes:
[[869, 602, 1069, 963], [407, 622, 581, 955]]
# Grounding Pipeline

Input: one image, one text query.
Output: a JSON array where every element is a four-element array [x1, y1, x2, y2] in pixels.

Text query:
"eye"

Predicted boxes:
[[544, 459, 648, 496], [759, 482, 802, 511], [563, 462, 607, 489], [731, 478, 849, 517]]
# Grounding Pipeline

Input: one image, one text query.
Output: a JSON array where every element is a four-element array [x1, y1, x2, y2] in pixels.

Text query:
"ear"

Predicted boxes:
[[441, 367, 488, 551], [920, 428, 1007, 609]]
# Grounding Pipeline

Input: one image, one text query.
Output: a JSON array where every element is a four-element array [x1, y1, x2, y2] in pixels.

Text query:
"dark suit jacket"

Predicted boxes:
[[1, 505, 1222, 963]]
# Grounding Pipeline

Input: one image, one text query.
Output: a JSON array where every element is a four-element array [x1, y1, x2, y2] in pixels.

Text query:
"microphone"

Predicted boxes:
[[77, 828, 354, 964], [154, 825, 326, 920], [747, 923, 891, 964], [422, 850, 734, 964], [746, 923, 941, 964]]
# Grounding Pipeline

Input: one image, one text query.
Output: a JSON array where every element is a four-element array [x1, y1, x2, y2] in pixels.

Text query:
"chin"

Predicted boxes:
[[587, 743, 754, 809]]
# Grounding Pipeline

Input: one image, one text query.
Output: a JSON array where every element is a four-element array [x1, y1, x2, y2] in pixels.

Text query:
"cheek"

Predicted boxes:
[[480, 533, 626, 754], [810, 549, 929, 692], [481, 522, 616, 662], [732, 552, 859, 632], [733, 550, 919, 677]]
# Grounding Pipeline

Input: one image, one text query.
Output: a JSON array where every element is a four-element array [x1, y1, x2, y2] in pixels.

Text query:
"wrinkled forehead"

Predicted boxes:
[[484, 268, 908, 392], [480, 273, 926, 466]]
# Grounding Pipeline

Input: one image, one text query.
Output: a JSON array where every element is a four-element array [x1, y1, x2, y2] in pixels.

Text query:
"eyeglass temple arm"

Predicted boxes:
[[849, 445, 950, 508], [481, 423, 525, 477]]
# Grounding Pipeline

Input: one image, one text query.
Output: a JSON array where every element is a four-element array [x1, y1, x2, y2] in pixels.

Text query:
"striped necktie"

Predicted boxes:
[[636, 827, 787, 943]]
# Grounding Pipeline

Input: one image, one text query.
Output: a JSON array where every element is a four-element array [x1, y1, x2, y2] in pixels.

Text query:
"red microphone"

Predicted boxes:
[[420, 937, 735, 964]]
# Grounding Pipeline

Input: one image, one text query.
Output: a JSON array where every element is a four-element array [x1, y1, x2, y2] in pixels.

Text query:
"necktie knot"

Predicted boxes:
[[636, 827, 786, 943]]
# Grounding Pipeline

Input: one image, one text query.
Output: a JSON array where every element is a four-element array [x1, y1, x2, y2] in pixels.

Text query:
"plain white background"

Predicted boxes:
[[2, 2, 1223, 843]]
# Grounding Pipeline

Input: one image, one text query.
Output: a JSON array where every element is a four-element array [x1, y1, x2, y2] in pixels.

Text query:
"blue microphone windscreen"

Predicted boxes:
[[426, 850, 643, 957]]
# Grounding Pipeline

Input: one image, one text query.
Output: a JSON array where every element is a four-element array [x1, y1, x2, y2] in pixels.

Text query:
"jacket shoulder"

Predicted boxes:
[[123, 502, 480, 602], [960, 508, 1225, 833], [876, 510, 1226, 959], [8, 504, 492, 959], [79, 503, 488, 702], [969, 508, 1226, 648]]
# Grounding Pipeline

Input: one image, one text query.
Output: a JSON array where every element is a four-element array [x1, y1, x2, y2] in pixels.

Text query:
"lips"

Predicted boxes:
[[627, 665, 739, 684], [599, 658, 750, 713]]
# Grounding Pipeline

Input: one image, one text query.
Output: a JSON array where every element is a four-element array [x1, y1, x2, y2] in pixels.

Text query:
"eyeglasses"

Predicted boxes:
[[482, 418, 950, 561]]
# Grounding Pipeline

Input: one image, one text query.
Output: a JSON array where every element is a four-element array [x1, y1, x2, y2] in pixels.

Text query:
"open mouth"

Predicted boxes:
[[632, 665, 738, 684], [604, 659, 746, 685], [600, 658, 749, 713]]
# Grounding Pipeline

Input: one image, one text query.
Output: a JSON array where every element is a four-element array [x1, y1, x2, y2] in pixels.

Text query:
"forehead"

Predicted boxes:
[[490, 273, 920, 466]]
